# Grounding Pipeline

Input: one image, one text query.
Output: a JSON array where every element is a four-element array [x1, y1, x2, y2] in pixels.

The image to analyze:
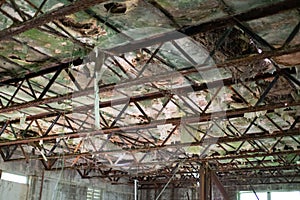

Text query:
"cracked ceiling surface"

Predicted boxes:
[[0, 0, 299, 189]]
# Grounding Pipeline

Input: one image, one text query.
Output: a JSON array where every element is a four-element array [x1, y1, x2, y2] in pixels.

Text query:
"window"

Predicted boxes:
[[87, 188, 101, 200], [270, 191, 300, 200], [239, 191, 267, 200], [0, 171, 28, 184], [239, 191, 300, 200]]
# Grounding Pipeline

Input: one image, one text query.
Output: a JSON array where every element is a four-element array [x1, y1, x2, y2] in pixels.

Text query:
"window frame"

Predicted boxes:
[[0, 170, 28, 184], [238, 190, 300, 200]]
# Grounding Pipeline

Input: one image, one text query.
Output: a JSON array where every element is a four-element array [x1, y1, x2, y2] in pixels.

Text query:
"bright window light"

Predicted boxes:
[[87, 188, 101, 200], [239, 191, 300, 200], [1, 171, 28, 184], [240, 192, 267, 200], [271, 191, 300, 200]]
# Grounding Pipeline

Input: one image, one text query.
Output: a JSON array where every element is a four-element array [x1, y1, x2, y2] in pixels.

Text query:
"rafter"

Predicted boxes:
[[106, 0, 300, 54], [0, 0, 109, 40]]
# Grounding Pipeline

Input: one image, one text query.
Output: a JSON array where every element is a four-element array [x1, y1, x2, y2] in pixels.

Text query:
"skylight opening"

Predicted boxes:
[[0, 171, 28, 184]]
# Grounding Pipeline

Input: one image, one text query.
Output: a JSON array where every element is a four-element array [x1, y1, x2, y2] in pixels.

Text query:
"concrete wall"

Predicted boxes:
[[0, 179, 28, 199], [28, 171, 133, 200], [225, 183, 300, 200], [139, 187, 199, 200], [138, 182, 300, 200], [1, 159, 299, 200], [0, 160, 133, 200]]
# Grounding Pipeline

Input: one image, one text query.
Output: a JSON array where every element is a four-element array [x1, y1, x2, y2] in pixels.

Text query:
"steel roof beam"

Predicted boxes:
[[2, 126, 299, 160], [0, 0, 109, 40], [0, 46, 298, 114], [106, 0, 300, 54], [0, 70, 279, 124]]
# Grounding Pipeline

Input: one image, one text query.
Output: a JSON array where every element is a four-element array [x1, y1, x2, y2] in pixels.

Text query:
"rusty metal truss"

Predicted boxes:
[[0, 0, 300, 193]]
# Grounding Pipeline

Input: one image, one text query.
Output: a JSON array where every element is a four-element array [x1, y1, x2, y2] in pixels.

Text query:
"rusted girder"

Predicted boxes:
[[224, 181, 300, 188], [0, 69, 279, 122], [0, 58, 83, 86], [220, 174, 300, 182], [48, 162, 300, 177], [0, 101, 299, 147], [41, 150, 300, 173], [222, 176, 300, 186], [3, 127, 300, 170], [0, 49, 297, 114], [75, 163, 300, 180], [217, 164, 300, 172], [45, 161, 300, 184], [0, 0, 109, 40], [107, 0, 300, 54], [66, 149, 300, 169]]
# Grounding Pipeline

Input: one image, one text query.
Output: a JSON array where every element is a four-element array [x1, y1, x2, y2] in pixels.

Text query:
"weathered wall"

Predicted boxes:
[[225, 183, 300, 200], [1, 159, 299, 200], [0, 179, 28, 199], [139, 187, 199, 200], [0, 160, 133, 200], [138, 182, 300, 200], [28, 170, 133, 200]]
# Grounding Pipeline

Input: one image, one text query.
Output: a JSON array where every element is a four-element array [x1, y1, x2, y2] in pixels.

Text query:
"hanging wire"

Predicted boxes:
[[155, 162, 181, 200], [51, 39, 77, 200]]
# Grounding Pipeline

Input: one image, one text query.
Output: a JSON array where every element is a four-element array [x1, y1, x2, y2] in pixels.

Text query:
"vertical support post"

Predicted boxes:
[[171, 184, 175, 200], [39, 170, 45, 200], [267, 191, 271, 200], [200, 168, 205, 200], [94, 48, 105, 130], [211, 171, 229, 200], [134, 179, 138, 200], [208, 168, 212, 200], [200, 165, 212, 200], [94, 70, 100, 129]]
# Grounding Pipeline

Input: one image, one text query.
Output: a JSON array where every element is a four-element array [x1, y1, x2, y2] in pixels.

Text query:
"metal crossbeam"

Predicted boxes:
[[0, 69, 279, 126], [0, 0, 109, 40], [0, 100, 299, 147], [0, 0, 299, 186], [106, 0, 300, 54], [0, 46, 298, 114]]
